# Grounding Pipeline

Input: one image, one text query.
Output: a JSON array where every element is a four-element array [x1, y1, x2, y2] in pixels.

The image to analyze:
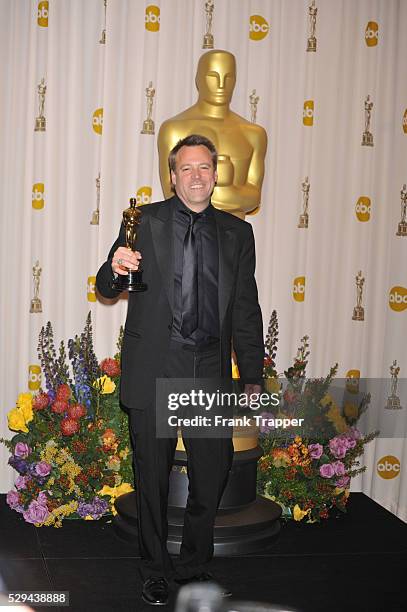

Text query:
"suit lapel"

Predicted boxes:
[[215, 211, 237, 325], [149, 198, 174, 311]]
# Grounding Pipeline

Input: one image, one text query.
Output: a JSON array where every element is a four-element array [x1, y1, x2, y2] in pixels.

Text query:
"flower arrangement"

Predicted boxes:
[[258, 310, 378, 523], [1, 314, 133, 527]]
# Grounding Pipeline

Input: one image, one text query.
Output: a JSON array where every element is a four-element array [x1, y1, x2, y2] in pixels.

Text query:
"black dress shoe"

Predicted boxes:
[[141, 576, 169, 606], [174, 572, 232, 598]]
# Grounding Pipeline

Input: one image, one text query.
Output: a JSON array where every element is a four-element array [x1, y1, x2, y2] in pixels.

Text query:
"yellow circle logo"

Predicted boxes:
[[303, 100, 314, 126], [389, 286, 407, 312], [293, 276, 305, 302], [136, 186, 152, 206], [365, 21, 378, 47], [32, 183, 45, 210], [346, 369, 360, 394], [87, 276, 97, 302], [145, 5, 160, 32], [377, 455, 400, 479], [355, 196, 371, 222], [37, 1, 49, 27], [28, 365, 42, 391], [92, 108, 103, 134], [249, 15, 269, 41], [403, 109, 407, 134]]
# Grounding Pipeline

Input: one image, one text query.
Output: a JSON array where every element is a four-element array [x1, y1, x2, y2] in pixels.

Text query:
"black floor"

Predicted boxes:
[[0, 493, 406, 612]]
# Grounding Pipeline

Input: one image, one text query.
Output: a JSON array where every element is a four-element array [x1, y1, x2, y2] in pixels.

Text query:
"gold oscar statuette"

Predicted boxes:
[[202, 0, 214, 49], [361, 95, 374, 146], [90, 173, 101, 225], [158, 50, 268, 219], [352, 271, 365, 321], [298, 176, 310, 228], [385, 360, 403, 410], [396, 183, 407, 237], [34, 78, 47, 132], [141, 81, 155, 135], [30, 260, 43, 313], [99, 0, 107, 44], [307, 1, 317, 52], [112, 198, 147, 293], [249, 89, 259, 124]]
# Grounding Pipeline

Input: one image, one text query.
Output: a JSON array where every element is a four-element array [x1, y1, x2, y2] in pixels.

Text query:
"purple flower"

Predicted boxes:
[[8, 456, 28, 475], [37, 491, 48, 505], [77, 496, 109, 519], [329, 437, 348, 459], [308, 443, 323, 459], [348, 426, 361, 440], [335, 475, 350, 488], [332, 460, 346, 476], [320, 463, 335, 478], [23, 500, 50, 524], [6, 490, 21, 509], [258, 412, 276, 434], [15, 475, 29, 490], [34, 462, 52, 478], [14, 442, 31, 458]]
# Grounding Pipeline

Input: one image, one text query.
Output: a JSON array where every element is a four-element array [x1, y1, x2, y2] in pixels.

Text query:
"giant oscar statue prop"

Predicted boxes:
[[158, 50, 267, 219]]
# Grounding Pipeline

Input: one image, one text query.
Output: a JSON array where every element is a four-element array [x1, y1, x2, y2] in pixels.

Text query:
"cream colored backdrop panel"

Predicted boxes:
[[1, 1, 406, 521]]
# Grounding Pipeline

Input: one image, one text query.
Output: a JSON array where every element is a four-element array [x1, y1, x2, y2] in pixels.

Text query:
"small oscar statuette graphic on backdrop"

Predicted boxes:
[[112, 198, 148, 293], [307, 1, 317, 52], [90, 173, 100, 225], [385, 360, 403, 410], [298, 176, 310, 228], [99, 0, 107, 44], [249, 89, 259, 124], [396, 183, 407, 236], [202, 0, 214, 49], [361, 95, 374, 146], [30, 260, 43, 313], [141, 81, 155, 135], [352, 270, 365, 321], [34, 78, 47, 132]]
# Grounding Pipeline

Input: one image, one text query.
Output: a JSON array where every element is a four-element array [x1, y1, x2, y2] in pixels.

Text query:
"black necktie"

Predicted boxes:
[[180, 211, 201, 338]]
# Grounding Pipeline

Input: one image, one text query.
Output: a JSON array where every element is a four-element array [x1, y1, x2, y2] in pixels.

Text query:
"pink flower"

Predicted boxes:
[[329, 437, 347, 459], [320, 463, 335, 478], [332, 460, 346, 476], [6, 490, 21, 509], [37, 491, 48, 505], [23, 500, 50, 524], [15, 475, 28, 490], [14, 442, 31, 458], [308, 443, 323, 459], [34, 462, 51, 477], [335, 475, 350, 488]]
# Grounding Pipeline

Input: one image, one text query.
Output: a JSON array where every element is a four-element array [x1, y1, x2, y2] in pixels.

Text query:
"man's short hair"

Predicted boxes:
[[168, 134, 218, 172]]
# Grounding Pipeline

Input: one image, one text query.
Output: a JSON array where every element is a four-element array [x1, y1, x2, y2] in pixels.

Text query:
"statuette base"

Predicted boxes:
[[307, 37, 317, 52], [141, 119, 155, 135], [202, 33, 214, 49], [112, 269, 148, 293], [35, 117, 46, 132], [362, 132, 373, 147], [352, 306, 364, 321], [90, 210, 100, 225], [385, 395, 402, 410], [30, 298, 42, 313], [396, 222, 407, 237], [298, 214, 309, 228]]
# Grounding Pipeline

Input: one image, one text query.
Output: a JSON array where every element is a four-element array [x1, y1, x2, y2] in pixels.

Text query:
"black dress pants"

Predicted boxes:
[[128, 342, 234, 580]]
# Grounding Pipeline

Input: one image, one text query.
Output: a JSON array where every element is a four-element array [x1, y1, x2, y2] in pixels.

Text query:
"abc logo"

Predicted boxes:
[[32, 183, 45, 210], [346, 369, 360, 394], [249, 15, 270, 41], [136, 186, 152, 206], [37, 1, 49, 27], [293, 276, 305, 302], [389, 286, 407, 312], [28, 365, 42, 391], [92, 108, 103, 135], [377, 455, 400, 479], [355, 196, 371, 222], [87, 276, 97, 302], [365, 21, 378, 47], [403, 109, 407, 134], [303, 100, 314, 126], [145, 5, 160, 32]]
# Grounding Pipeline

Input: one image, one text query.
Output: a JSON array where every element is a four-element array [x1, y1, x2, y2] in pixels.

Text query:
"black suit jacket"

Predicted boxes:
[[96, 196, 264, 410]]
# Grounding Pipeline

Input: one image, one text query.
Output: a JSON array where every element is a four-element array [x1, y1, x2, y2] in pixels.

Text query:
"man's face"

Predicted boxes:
[[197, 53, 236, 106], [171, 145, 217, 211]]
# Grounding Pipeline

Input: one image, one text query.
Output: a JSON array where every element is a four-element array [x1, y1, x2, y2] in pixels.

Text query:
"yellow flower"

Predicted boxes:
[[344, 402, 358, 419], [293, 504, 311, 521], [98, 482, 134, 516], [119, 447, 130, 460], [85, 515, 94, 521], [93, 375, 116, 394], [334, 487, 350, 498], [264, 378, 281, 394], [7, 407, 29, 433]]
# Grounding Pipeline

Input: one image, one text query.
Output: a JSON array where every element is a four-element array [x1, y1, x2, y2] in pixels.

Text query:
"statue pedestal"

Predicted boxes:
[[113, 446, 281, 555]]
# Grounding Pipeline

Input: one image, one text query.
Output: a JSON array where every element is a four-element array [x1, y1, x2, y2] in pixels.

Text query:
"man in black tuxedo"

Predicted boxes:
[[96, 134, 263, 606]]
